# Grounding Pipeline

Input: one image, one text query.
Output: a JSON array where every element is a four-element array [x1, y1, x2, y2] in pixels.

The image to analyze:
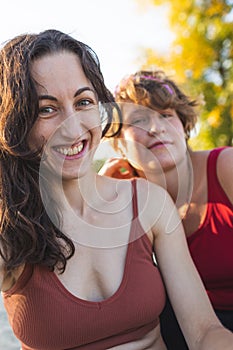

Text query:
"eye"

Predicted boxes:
[[75, 97, 97, 110], [130, 114, 149, 126], [132, 118, 146, 124], [38, 105, 57, 118], [160, 112, 173, 118], [78, 99, 92, 106]]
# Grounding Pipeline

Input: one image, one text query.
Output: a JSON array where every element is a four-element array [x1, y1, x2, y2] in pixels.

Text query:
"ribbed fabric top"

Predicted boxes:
[[3, 179, 166, 350], [187, 147, 233, 310]]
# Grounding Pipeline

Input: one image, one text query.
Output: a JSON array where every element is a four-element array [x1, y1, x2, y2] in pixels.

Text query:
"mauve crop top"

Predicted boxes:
[[2, 179, 166, 350]]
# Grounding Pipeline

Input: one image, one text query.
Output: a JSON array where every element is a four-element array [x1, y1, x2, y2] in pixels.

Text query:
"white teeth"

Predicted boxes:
[[55, 142, 84, 156]]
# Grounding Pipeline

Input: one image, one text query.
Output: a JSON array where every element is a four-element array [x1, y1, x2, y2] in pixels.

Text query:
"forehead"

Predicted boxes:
[[121, 102, 177, 118], [122, 103, 148, 115], [31, 51, 93, 95], [121, 102, 157, 120]]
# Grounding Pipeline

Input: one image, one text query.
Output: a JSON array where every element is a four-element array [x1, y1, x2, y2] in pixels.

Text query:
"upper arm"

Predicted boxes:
[[137, 181, 223, 348], [217, 147, 233, 203]]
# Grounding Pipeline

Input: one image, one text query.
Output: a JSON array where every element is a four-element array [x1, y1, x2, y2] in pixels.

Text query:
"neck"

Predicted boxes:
[[42, 168, 98, 219], [138, 151, 193, 216], [62, 170, 98, 216]]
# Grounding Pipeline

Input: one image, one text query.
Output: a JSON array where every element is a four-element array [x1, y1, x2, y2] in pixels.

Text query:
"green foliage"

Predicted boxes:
[[138, 0, 233, 149], [92, 158, 107, 173]]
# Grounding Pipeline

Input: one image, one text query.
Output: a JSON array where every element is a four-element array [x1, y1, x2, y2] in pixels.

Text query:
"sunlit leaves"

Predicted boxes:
[[138, 0, 233, 148]]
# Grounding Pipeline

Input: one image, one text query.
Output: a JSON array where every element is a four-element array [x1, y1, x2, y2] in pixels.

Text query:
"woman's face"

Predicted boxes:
[[119, 102, 187, 175], [28, 51, 102, 180]]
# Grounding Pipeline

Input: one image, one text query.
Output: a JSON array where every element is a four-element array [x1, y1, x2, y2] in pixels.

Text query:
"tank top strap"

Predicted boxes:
[[207, 147, 227, 200], [131, 178, 138, 219]]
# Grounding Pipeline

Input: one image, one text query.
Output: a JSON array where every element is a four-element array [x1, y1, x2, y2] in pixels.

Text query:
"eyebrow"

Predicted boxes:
[[128, 110, 147, 117], [38, 87, 95, 101]]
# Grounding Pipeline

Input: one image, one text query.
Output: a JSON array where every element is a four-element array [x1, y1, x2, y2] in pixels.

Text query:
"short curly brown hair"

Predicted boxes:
[[114, 70, 198, 140]]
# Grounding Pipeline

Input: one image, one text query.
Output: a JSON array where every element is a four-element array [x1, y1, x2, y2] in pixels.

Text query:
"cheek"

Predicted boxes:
[[176, 127, 187, 147], [170, 119, 186, 138], [120, 130, 147, 160], [121, 127, 144, 143], [93, 126, 102, 144], [173, 117, 184, 129], [170, 123, 187, 153], [85, 112, 102, 137]]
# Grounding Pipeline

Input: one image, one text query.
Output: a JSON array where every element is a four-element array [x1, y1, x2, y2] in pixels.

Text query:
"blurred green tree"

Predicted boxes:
[[137, 0, 233, 149]]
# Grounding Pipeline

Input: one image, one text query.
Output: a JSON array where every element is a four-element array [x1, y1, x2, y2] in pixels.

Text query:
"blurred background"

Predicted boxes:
[[139, 0, 233, 151], [0, 0, 233, 348]]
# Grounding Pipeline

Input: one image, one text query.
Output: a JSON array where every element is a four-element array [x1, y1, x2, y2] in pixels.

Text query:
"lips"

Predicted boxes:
[[148, 141, 171, 149], [54, 140, 87, 157]]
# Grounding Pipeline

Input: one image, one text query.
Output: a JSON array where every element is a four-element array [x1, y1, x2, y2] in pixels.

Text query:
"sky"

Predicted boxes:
[[1, 0, 174, 159], [1, 0, 174, 91]]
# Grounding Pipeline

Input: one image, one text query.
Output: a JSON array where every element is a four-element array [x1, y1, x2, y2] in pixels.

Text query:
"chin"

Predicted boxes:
[[61, 170, 84, 180]]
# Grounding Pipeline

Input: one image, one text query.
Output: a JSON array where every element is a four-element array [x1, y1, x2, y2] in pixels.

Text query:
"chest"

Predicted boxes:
[[182, 202, 207, 237], [182, 169, 208, 237], [57, 244, 128, 302], [182, 163, 233, 238], [4, 235, 166, 350]]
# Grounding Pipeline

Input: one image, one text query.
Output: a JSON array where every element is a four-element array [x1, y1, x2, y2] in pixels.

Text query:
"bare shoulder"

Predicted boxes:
[[217, 147, 233, 202], [217, 146, 233, 170], [135, 178, 176, 234], [191, 147, 233, 176], [135, 177, 169, 209]]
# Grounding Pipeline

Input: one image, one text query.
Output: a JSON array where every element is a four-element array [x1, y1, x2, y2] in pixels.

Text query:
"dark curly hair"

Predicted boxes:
[[0, 29, 121, 273]]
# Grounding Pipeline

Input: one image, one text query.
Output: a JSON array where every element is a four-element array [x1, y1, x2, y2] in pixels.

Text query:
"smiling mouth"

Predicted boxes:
[[54, 140, 86, 156]]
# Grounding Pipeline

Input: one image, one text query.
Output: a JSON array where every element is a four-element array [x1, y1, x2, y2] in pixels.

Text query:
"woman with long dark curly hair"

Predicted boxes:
[[0, 30, 233, 350]]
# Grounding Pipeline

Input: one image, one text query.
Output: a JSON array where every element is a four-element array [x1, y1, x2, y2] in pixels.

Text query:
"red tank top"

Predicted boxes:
[[187, 147, 233, 310], [3, 179, 165, 350]]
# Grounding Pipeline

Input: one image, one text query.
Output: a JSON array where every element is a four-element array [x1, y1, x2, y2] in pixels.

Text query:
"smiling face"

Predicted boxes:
[[28, 51, 102, 180], [119, 103, 187, 175]]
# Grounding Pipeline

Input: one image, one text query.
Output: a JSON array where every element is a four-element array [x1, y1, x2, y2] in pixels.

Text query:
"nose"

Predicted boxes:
[[147, 116, 165, 136], [59, 109, 86, 142]]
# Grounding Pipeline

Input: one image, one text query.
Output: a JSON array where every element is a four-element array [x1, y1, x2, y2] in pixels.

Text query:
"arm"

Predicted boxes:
[[137, 180, 233, 350], [217, 147, 233, 204]]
